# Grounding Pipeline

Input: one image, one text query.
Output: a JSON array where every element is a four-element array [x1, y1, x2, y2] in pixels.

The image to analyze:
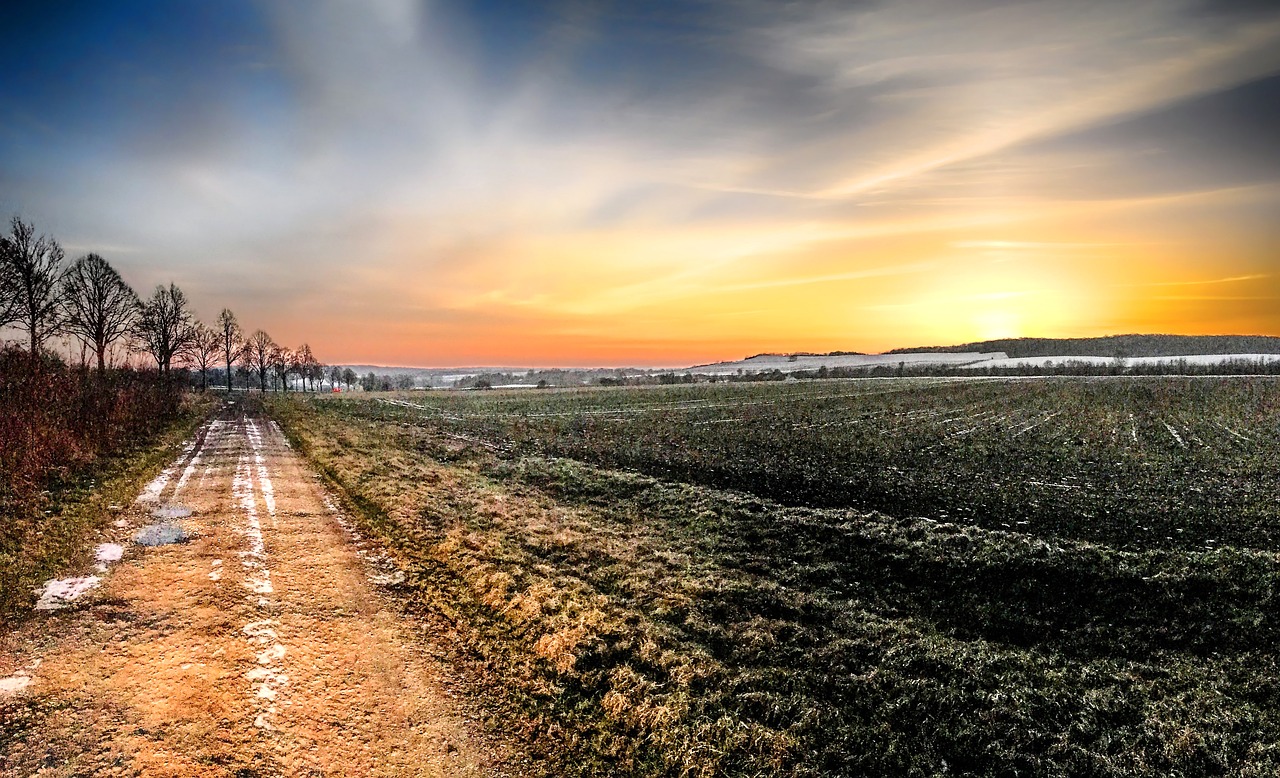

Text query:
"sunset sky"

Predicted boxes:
[[2, 1, 1278, 366]]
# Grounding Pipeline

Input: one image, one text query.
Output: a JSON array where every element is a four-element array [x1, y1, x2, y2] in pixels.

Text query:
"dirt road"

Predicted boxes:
[[1, 403, 501, 777]]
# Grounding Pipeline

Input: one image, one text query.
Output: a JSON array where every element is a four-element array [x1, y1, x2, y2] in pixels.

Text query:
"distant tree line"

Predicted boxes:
[[452, 369, 588, 389], [0, 216, 338, 391], [593, 357, 1280, 387], [359, 372, 415, 392], [887, 334, 1280, 359]]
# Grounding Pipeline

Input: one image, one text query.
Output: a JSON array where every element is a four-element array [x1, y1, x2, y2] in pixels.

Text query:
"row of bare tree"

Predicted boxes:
[[0, 217, 338, 391]]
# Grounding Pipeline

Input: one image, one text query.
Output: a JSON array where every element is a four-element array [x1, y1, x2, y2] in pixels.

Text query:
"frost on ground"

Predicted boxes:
[[322, 493, 406, 586]]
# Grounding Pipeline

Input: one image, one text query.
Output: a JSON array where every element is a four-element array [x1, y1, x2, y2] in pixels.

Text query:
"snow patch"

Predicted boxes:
[[173, 448, 204, 496], [247, 421, 277, 524], [136, 465, 175, 504], [234, 453, 270, 597], [0, 659, 40, 697], [256, 455, 276, 523], [134, 436, 198, 505], [234, 428, 287, 730], [94, 543, 123, 563], [34, 576, 100, 610], [243, 620, 288, 728], [94, 543, 124, 572], [269, 420, 291, 448], [324, 493, 406, 587]]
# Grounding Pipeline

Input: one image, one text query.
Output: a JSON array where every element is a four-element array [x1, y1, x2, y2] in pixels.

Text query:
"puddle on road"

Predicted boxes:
[[133, 521, 192, 546]]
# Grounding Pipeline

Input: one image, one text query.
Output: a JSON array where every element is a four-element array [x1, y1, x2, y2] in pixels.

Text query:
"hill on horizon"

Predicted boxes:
[[884, 334, 1280, 359]]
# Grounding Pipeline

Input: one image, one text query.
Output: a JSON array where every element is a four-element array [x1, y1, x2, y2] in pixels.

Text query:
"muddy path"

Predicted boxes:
[[1, 401, 503, 777]]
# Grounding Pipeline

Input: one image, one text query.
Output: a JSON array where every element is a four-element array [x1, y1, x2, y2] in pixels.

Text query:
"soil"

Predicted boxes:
[[0, 401, 507, 777]]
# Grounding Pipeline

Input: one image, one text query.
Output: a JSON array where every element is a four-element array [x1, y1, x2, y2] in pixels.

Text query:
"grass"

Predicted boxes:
[[269, 378, 1280, 777]]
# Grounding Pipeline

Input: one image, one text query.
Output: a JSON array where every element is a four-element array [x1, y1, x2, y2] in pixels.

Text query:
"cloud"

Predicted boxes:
[[1144, 274, 1270, 288], [749, 0, 1280, 200]]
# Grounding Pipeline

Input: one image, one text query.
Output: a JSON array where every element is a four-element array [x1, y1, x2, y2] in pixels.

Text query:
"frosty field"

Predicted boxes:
[[271, 377, 1280, 777]]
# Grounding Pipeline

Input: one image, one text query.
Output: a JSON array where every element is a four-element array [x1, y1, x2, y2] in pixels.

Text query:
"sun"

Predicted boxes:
[[974, 309, 1023, 341]]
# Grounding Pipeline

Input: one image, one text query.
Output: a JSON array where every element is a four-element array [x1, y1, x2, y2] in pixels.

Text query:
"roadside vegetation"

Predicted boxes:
[[0, 348, 215, 619], [272, 377, 1280, 777]]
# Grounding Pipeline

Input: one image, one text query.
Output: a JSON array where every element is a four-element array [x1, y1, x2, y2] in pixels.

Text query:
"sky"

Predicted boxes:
[[1, 0, 1278, 367]]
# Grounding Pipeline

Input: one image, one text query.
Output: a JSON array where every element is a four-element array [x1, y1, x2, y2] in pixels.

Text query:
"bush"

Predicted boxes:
[[0, 347, 188, 613]]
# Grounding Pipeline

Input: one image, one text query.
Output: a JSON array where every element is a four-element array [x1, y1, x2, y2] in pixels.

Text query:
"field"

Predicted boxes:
[[271, 377, 1280, 777]]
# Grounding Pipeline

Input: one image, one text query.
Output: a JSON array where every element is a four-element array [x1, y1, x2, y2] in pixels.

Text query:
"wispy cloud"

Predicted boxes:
[[756, 2, 1280, 200], [1143, 274, 1270, 288]]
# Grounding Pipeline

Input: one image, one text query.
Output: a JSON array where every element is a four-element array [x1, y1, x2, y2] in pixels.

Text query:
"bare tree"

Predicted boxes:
[[136, 283, 195, 377], [0, 240, 14, 330], [184, 322, 222, 391], [342, 367, 356, 391], [217, 308, 243, 391], [1, 217, 66, 354], [295, 343, 324, 391], [327, 365, 343, 391], [295, 343, 312, 385], [243, 329, 274, 392], [271, 345, 295, 392], [61, 253, 139, 372]]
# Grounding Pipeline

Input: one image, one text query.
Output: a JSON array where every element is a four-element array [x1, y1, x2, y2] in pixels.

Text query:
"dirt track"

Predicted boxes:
[[0, 402, 500, 777]]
